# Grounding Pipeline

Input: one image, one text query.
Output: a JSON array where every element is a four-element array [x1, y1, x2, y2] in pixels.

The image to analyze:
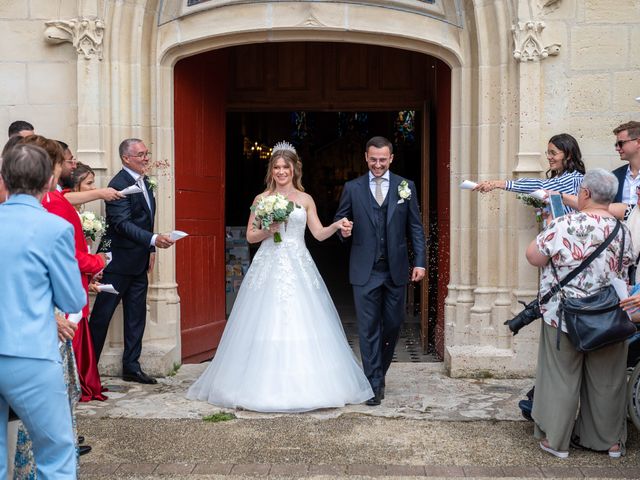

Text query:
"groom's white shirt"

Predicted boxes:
[[368, 170, 390, 200]]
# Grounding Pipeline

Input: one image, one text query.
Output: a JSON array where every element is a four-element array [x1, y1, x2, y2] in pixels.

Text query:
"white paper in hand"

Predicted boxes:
[[170, 230, 189, 241], [98, 284, 119, 295], [530, 189, 548, 201], [459, 180, 478, 190], [120, 184, 143, 195], [67, 312, 83, 324]]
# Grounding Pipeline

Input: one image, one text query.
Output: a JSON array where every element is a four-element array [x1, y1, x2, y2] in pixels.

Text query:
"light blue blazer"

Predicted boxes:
[[0, 194, 86, 362]]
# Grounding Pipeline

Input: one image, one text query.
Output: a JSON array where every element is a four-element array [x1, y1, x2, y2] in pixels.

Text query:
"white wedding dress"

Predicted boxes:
[[187, 206, 373, 412]]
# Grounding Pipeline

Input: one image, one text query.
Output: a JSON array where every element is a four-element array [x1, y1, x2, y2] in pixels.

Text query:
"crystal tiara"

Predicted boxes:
[[272, 141, 297, 155]]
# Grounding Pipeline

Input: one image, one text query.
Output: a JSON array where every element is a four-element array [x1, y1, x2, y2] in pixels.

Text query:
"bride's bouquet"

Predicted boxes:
[[80, 211, 107, 242], [251, 193, 296, 243]]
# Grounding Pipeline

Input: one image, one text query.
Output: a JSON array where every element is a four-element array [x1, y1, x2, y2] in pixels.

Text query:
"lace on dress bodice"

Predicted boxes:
[[245, 206, 321, 292]]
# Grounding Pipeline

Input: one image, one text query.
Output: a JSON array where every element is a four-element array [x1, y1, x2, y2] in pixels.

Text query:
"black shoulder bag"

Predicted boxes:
[[553, 220, 637, 352], [505, 221, 622, 335]]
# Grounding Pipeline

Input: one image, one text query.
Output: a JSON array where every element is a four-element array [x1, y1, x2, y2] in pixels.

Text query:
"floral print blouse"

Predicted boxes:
[[536, 212, 634, 332]]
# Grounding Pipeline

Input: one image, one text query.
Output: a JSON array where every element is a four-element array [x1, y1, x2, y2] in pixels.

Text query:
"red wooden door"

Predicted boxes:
[[174, 50, 228, 363]]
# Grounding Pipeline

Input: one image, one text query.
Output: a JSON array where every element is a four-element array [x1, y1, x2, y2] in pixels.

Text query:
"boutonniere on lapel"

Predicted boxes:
[[146, 176, 158, 193], [397, 180, 411, 204]]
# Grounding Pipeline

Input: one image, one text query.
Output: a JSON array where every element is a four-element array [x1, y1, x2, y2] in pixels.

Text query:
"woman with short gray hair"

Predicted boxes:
[[525, 168, 634, 459]]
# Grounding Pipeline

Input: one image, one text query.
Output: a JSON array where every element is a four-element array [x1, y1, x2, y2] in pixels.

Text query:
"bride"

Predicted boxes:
[[187, 141, 373, 412]]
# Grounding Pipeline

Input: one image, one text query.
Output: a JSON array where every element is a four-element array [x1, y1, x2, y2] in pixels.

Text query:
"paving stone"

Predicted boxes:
[[385, 464, 426, 476], [502, 466, 544, 477], [308, 464, 347, 475], [230, 463, 271, 475], [423, 466, 465, 477], [115, 463, 157, 474], [541, 466, 584, 478], [579, 466, 626, 478], [192, 463, 234, 475], [79, 463, 119, 475], [269, 463, 309, 475], [154, 462, 196, 474], [617, 466, 640, 478], [348, 464, 386, 476], [463, 466, 506, 477]]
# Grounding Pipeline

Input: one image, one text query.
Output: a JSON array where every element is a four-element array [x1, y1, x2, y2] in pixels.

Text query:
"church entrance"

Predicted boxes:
[[174, 43, 450, 363]]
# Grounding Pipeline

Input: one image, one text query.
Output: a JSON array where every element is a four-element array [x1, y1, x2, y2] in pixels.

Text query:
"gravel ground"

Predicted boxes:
[[78, 415, 639, 467]]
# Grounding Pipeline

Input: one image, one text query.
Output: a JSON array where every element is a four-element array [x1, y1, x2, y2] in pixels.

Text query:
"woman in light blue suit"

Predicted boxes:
[[0, 144, 85, 479]]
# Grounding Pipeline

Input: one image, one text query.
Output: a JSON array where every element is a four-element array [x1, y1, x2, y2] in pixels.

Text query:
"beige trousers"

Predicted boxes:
[[532, 321, 628, 453]]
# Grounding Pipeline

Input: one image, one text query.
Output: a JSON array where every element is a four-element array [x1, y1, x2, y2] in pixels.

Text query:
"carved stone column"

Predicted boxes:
[[509, 14, 562, 368], [44, 15, 106, 170]]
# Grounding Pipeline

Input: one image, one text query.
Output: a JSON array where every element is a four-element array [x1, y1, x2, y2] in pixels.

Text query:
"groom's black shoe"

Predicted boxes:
[[366, 388, 383, 406], [122, 369, 157, 384]]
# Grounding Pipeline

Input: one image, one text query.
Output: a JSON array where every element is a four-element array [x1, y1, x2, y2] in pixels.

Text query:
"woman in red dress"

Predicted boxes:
[[29, 143, 109, 402]]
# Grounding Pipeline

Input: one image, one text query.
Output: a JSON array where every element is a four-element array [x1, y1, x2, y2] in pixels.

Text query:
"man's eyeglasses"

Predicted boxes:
[[127, 151, 151, 159], [614, 138, 638, 149]]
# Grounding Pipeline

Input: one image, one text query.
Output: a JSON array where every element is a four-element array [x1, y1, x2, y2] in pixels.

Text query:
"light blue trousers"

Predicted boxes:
[[0, 355, 76, 479]]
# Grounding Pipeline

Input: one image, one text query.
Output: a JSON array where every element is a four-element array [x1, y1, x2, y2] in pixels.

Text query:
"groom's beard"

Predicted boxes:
[[59, 170, 75, 190]]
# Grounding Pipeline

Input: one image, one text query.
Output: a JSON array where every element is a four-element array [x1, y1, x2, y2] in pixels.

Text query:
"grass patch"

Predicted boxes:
[[167, 362, 181, 377], [203, 412, 236, 423]]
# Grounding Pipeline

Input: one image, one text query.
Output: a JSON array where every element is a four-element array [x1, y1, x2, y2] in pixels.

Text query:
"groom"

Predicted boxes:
[[335, 136, 426, 406]]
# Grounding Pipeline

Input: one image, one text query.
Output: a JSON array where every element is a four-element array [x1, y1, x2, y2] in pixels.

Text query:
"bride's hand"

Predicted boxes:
[[267, 222, 281, 234], [338, 218, 353, 237]]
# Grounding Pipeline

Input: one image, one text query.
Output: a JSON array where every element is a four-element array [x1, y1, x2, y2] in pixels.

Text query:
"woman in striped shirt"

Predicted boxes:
[[474, 134, 586, 210]]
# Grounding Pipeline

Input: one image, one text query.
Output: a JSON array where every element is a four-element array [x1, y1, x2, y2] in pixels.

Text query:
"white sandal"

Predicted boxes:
[[540, 441, 569, 459], [608, 445, 621, 458]]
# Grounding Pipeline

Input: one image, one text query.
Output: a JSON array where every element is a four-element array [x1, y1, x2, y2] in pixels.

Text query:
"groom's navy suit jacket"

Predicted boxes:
[[99, 168, 156, 276], [335, 172, 426, 286]]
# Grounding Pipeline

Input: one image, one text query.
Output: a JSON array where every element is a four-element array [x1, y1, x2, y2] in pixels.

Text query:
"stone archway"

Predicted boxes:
[[70, 0, 547, 377]]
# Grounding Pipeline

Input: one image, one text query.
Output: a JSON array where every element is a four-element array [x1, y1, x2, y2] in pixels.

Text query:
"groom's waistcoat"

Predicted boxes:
[[371, 190, 389, 263]]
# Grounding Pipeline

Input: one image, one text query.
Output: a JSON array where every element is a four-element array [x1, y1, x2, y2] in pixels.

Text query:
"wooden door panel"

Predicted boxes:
[[175, 50, 228, 363]]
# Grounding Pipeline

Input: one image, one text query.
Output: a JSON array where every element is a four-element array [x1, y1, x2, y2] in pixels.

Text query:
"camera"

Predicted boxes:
[[504, 299, 541, 335]]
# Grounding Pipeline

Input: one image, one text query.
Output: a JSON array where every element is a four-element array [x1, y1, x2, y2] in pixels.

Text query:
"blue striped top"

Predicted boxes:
[[505, 170, 584, 214]]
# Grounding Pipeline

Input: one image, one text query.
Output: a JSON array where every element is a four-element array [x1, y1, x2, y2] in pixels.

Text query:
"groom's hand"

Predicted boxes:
[[411, 267, 426, 282], [339, 218, 353, 237]]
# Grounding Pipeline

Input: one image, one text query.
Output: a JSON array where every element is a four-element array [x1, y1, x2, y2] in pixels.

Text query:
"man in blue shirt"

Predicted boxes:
[[0, 144, 86, 479]]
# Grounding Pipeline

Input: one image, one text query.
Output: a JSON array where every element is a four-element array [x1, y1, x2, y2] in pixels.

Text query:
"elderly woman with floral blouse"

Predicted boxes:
[[525, 169, 634, 459]]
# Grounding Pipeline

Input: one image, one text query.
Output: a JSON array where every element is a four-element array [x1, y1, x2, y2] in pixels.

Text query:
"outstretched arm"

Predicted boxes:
[[64, 188, 125, 206], [304, 194, 351, 241]]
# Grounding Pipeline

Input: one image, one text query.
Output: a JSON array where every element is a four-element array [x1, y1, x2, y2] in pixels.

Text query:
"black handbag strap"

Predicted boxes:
[[541, 220, 622, 304]]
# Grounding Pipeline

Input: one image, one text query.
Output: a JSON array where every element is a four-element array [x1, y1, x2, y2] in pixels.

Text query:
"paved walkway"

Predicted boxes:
[[76, 363, 639, 479]]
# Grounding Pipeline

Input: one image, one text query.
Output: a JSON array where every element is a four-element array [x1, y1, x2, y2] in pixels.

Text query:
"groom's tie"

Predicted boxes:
[[374, 177, 385, 206], [137, 177, 151, 210]]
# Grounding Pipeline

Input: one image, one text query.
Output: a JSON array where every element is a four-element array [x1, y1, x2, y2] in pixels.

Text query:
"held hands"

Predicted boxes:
[[338, 218, 353, 237], [100, 187, 126, 201], [56, 312, 78, 341]]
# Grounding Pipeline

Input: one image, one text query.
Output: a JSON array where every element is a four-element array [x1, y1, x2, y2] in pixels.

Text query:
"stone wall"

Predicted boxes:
[[0, 0, 78, 145]]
